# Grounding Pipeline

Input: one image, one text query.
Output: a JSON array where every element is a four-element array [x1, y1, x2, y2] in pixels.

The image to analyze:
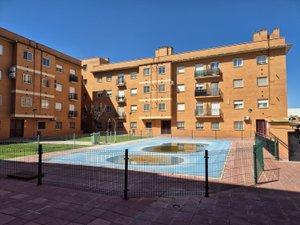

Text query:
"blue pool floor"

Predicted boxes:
[[46, 137, 231, 178]]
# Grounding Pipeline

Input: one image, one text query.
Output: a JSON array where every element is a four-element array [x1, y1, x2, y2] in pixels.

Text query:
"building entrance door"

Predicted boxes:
[[288, 131, 300, 161], [10, 119, 24, 138], [256, 119, 267, 136], [161, 120, 171, 134]]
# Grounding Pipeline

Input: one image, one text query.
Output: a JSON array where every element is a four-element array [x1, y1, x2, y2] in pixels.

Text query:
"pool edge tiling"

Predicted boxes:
[[45, 137, 231, 178]]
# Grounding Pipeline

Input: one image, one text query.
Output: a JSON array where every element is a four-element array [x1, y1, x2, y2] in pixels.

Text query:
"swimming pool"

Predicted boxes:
[[45, 137, 231, 178]]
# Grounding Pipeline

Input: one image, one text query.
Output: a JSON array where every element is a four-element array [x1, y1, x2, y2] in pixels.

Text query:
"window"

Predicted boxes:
[[42, 78, 50, 87], [41, 99, 49, 109], [143, 103, 150, 111], [177, 121, 185, 130], [257, 55, 268, 65], [258, 99, 269, 109], [97, 91, 104, 98], [131, 88, 137, 96], [177, 84, 185, 93], [196, 122, 204, 130], [96, 76, 102, 83], [70, 69, 76, 75], [37, 122, 46, 130], [131, 72, 137, 79], [158, 66, 165, 75], [146, 122, 152, 129], [177, 103, 185, 111], [42, 57, 50, 67], [234, 100, 244, 109], [55, 83, 63, 92], [0, 95, 2, 105], [234, 121, 244, 131], [211, 122, 220, 130], [257, 77, 268, 86], [69, 122, 75, 129], [177, 66, 185, 74], [233, 79, 244, 88], [158, 102, 166, 111], [106, 74, 112, 82], [144, 85, 150, 93], [210, 62, 219, 69], [55, 122, 62, 129], [55, 102, 62, 111], [83, 79, 87, 85], [23, 74, 32, 84], [143, 68, 151, 76], [158, 84, 165, 92], [130, 122, 137, 129], [131, 105, 137, 112], [23, 51, 33, 61], [117, 122, 123, 129], [56, 64, 63, 72], [0, 45, 3, 55], [21, 96, 32, 107], [233, 58, 243, 67], [106, 105, 112, 112], [106, 90, 112, 97]]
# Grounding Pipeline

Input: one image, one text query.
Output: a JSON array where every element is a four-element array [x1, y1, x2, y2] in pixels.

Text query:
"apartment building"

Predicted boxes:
[[0, 28, 82, 139], [82, 28, 290, 138]]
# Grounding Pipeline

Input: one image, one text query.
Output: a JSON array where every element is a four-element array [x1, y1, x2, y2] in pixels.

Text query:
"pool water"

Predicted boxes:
[[45, 137, 231, 178]]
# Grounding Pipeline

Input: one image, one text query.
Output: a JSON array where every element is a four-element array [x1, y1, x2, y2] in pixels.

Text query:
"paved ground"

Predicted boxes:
[[0, 156, 300, 225]]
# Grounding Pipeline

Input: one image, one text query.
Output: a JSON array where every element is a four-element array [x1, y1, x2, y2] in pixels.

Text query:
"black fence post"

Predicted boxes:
[[253, 145, 258, 184], [204, 150, 209, 197], [124, 149, 129, 200], [37, 144, 43, 186]]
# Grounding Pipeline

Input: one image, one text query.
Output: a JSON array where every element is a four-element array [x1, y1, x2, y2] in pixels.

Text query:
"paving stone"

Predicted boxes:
[[88, 218, 111, 225], [0, 213, 16, 225]]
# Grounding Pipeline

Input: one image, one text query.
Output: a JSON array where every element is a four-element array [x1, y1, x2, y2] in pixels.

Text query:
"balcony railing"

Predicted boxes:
[[194, 68, 222, 78], [116, 79, 126, 86], [195, 88, 222, 98], [69, 74, 78, 82], [117, 112, 126, 119], [116, 96, 126, 103], [68, 110, 78, 118], [68, 93, 78, 100], [195, 108, 223, 118]]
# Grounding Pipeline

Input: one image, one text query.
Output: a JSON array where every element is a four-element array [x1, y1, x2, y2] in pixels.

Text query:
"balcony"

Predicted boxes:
[[68, 93, 78, 101], [195, 109, 223, 118], [69, 74, 78, 82], [116, 96, 126, 103], [194, 68, 222, 80], [195, 88, 222, 99], [117, 112, 126, 120], [116, 78, 126, 87], [68, 110, 78, 118]]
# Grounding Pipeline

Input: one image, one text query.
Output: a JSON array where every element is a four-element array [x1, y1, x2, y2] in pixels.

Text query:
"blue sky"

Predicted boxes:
[[0, 0, 299, 107]]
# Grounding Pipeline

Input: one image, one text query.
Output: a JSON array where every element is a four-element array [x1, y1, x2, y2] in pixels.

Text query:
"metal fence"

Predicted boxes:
[[255, 133, 279, 160], [0, 140, 259, 198]]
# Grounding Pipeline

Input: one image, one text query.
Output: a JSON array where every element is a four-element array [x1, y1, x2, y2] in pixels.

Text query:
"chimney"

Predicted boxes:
[[270, 28, 280, 39], [155, 46, 173, 57], [252, 29, 268, 42]]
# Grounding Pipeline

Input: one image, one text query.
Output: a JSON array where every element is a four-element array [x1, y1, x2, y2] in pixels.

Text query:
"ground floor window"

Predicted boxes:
[[55, 122, 62, 129], [117, 122, 124, 129], [234, 121, 244, 131], [37, 122, 46, 130], [177, 121, 185, 130], [146, 122, 152, 129], [130, 122, 137, 129], [211, 122, 220, 131], [196, 122, 204, 130], [69, 122, 75, 129]]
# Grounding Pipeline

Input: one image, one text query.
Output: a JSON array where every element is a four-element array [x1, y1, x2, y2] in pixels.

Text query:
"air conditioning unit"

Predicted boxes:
[[244, 116, 250, 121], [9, 66, 16, 79]]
